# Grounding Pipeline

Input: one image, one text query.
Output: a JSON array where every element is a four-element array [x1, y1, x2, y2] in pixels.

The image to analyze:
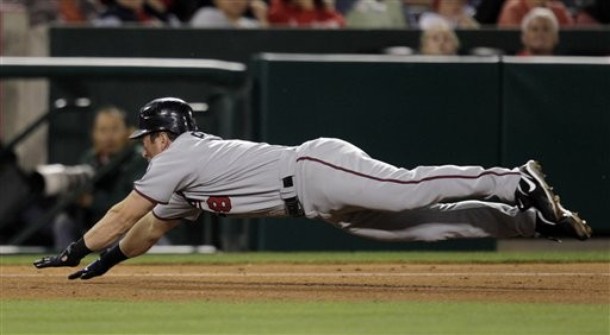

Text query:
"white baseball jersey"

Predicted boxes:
[[134, 132, 537, 242]]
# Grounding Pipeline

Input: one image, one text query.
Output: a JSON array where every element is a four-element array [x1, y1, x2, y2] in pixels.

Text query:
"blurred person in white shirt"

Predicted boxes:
[[190, 0, 268, 28]]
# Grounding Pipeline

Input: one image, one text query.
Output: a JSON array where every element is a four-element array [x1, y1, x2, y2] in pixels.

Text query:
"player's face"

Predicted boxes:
[[141, 134, 167, 161]]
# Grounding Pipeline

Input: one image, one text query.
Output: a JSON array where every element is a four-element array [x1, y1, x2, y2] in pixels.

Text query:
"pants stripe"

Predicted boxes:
[[296, 156, 520, 185]]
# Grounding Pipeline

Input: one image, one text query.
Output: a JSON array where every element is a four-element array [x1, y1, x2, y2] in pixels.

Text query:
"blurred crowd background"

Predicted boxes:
[[1, 0, 608, 29]]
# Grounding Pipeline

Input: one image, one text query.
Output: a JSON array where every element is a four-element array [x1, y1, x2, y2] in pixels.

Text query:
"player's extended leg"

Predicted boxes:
[[296, 139, 591, 241], [326, 201, 537, 242], [297, 138, 521, 215]]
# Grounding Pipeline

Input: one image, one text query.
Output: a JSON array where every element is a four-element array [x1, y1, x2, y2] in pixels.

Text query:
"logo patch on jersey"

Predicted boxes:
[[206, 196, 232, 213]]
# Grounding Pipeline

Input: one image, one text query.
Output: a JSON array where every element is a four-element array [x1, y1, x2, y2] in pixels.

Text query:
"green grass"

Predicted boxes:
[[1, 300, 608, 335], [1, 251, 609, 266]]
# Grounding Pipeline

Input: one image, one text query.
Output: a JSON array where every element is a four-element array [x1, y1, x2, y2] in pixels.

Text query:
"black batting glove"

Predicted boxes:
[[68, 244, 128, 280], [33, 238, 91, 269], [68, 259, 109, 280]]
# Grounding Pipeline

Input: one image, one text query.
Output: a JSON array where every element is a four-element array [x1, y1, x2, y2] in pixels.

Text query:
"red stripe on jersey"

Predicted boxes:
[[133, 187, 169, 205], [295, 156, 520, 184]]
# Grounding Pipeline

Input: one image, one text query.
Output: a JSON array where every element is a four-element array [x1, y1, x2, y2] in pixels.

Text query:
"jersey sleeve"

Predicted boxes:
[[133, 154, 190, 204], [152, 193, 201, 221]]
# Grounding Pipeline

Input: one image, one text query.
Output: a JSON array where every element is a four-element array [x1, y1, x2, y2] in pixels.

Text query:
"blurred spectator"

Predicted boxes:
[[419, 22, 460, 55], [418, 0, 479, 29], [574, 0, 610, 26], [190, 0, 268, 28], [94, 0, 179, 26], [165, 0, 201, 23], [267, 0, 345, 28], [8, 0, 101, 26], [474, 0, 506, 25], [20, 0, 60, 26], [400, 0, 435, 27], [344, 0, 407, 28], [53, 106, 147, 249], [333, 0, 355, 14], [59, 0, 104, 23], [517, 7, 558, 56], [498, 0, 573, 27]]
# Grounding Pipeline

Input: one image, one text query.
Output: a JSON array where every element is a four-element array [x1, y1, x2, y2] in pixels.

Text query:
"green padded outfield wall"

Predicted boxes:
[[252, 54, 502, 251], [501, 57, 609, 234]]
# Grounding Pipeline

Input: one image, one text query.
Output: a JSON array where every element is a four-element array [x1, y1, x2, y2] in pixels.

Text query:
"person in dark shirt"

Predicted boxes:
[[53, 106, 147, 249]]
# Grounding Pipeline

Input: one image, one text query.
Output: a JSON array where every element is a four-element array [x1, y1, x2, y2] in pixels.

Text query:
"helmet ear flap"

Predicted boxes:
[[185, 110, 198, 132]]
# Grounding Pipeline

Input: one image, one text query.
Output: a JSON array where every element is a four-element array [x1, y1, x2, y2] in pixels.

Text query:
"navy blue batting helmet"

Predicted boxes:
[[129, 97, 198, 139]]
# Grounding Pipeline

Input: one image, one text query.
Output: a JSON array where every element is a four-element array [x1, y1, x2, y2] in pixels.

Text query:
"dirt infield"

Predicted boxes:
[[2, 263, 608, 303]]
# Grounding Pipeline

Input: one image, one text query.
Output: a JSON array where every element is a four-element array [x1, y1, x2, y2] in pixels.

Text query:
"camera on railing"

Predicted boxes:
[[30, 164, 95, 197]]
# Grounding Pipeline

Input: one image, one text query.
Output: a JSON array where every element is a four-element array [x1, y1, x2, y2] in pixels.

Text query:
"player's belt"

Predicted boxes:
[[281, 176, 304, 217], [278, 148, 304, 217]]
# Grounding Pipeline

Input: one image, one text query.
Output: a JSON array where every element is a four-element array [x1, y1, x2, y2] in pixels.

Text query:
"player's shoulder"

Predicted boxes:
[[178, 131, 222, 142], [163, 132, 216, 150], [160, 132, 223, 158], [174, 132, 274, 153]]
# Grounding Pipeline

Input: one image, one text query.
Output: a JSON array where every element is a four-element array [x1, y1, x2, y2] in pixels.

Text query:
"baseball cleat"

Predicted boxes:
[[557, 202, 592, 241], [515, 160, 560, 222], [534, 206, 592, 241]]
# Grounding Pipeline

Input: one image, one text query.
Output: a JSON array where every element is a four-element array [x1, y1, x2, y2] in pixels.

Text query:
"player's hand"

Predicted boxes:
[[68, 259, 109, 280], [68, 244, 128, 280], [33, 241, 84, 269]]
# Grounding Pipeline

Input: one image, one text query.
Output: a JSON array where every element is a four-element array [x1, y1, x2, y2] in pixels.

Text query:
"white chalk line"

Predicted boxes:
[[2, 272, 609, 278]]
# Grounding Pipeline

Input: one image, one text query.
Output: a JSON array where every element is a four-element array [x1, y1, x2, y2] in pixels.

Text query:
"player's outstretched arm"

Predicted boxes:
[[68, 213, 179, 280], [82, 190, 157, 251], [120, 212, 180, 258], [34, 190, 155, 269]]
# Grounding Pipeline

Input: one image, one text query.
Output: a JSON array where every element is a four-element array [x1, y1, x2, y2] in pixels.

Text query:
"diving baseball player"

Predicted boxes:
[[34, 97, 592, 279]]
